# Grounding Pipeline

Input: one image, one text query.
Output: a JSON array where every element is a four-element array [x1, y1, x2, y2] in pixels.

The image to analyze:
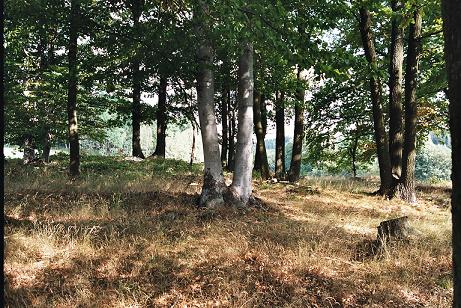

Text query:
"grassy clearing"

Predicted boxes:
[[4, 156, 452, 307]]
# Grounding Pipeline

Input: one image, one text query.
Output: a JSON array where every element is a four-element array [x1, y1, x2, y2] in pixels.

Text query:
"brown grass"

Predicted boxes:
[[4, 159, 452, 307]]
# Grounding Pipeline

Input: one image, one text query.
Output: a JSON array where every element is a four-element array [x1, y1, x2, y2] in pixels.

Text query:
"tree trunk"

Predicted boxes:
[[131, 4, 144, 159], [399, 9, 422, 203], [288, 69, 305, 182], [221, 88, 229, 168], [42, 128, 51, 163], [388, 0, 404, 182], [196, 35, 226, 207], [227, 94, 236, 171], [275, 91, 286, 179], [441, 0, 461, 305], [359, 7, 392, 194], [190, 122, 196, 168], [153, 75, 167, 158], [228, 42, 254, 206], [67, 0, 80, 176], [351, 133, 359, 178], [253, 91, 270, 179]]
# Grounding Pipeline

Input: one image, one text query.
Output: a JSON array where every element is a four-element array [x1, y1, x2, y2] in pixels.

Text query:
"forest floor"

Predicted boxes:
[[4, 156, 453, 307]]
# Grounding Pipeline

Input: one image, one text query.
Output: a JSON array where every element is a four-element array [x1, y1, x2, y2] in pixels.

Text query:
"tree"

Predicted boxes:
[[275, 91, 286, 179], [388, 0, 405, 182], [153, 75, 168, 158], [399, 8, 422, 203], [228, 42, 254, 206], [441, 0, 461, 305], [359, 6, 392, 194], [288, 68, 306, 182], [67, 0, 81, 176], [253, 90, 270, 179], [195, 2, 226, 207]]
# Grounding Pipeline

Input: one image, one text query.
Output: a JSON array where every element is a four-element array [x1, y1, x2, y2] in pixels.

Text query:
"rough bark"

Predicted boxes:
[[130, 1, 145, 159], [399, 9, 422, 203], [288, 69, 305, 183], [221, 88, 229, 168], [196, 27, 225, 207], [253, 91, 270, 179], [441, 0, 461, 305], [377, 216, 414, 243], [359, 7, 392, 194], [275, 91, 286, 179], [227, 95, 236, 171], [228, 42, 254, 207], [388, 0, 404, 181], [153, 75, 167, 158], [67, 0, 80, 176]]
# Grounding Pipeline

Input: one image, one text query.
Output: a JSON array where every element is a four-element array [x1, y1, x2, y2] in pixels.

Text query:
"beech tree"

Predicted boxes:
[[67, 0, 81, 176], [441, 0, 461, 305]]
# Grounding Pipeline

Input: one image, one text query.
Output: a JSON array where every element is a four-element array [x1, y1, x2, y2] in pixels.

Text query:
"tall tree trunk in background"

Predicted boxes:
[[288, 69, 305, 182], [67, 0, 80, 176], [190, 121, 196, 168], [196, 20, 226, 207], [350, 133, 359, 178], [130, 2, 144, 159], [221, 88, 229, 168], [260, 94, 270, 177], [359, 7, 392, 194], [399, 9, 422, 203], [441, 0, 461, 305], [275, 91, 286, 179], [228, 42, 254, 206], [227, 95, 236, 171], [388, 0, 404, 182], [253, 91, 270, 179], [153, 76, 167, 157], [42, 128, 51, 163]]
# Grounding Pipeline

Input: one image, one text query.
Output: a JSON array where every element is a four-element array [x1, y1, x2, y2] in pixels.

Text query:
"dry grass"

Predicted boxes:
[[4, 157, 453, 307]]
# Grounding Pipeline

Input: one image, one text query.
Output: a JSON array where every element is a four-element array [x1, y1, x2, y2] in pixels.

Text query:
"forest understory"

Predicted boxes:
[[4, 156, 452, 307]]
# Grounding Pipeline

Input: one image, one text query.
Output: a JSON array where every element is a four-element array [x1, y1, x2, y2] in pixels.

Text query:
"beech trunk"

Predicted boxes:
[[399, 9, 422, 203], [441, 0, 461, 305], [196, 39, 225, 207], [288, 69, 305, 182], [221, 88, 229, 168], [359, 7, 392, 194], [153, 76, 167, 157], [275, 91, 286, 179], [67, 0, 80, 176], [388, 0, 404, 181], [228, 42, 254, 206], [253, 91, 270, 179], [227, 95, 236, 171], [130, 2, 144, 159]]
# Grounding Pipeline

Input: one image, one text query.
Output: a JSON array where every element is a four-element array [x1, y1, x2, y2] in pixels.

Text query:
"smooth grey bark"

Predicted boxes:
[[388, 0, 404, 181], [399, 9, 422, 203], [227, 94, 236, 171], [359, 7, 392, 194], [275, 91, 286, 179], [441, 0, 461, 305], [228, 42, 254, 206], [196, 43, 226, 207], [221, 88, 229, 168], [288, 69, 305, 182], [67, 0, 80, 176]]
